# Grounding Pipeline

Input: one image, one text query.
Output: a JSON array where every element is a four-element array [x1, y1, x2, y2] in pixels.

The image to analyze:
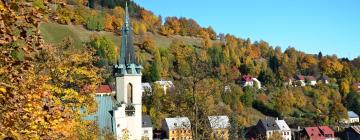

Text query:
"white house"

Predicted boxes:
[[305, 76, 317, 86], [154, 80, 174, 95], [255, 118, 291, 140], [348, 111, 360, 124], [295, 75, 306, 87], [142, 115, 153, 140]]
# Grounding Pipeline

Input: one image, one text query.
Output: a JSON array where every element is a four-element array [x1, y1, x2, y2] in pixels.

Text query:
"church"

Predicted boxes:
[[92, 2, 153, 140]]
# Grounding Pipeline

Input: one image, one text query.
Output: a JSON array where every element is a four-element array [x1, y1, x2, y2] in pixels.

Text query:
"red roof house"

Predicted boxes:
[[303, 126, 335, 140]]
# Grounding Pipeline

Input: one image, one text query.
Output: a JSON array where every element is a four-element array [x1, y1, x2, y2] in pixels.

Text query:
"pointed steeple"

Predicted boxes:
[[114, 1, 142, 76]]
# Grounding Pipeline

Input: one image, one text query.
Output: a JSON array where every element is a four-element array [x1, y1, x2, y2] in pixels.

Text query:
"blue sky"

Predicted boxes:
[[134, 0, 359, 59]]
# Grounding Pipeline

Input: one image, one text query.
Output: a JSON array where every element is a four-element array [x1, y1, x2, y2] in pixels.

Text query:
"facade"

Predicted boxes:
[[154, 80, 174, 95], [348, 111, 360, 124], [162, 117, 192, 140], [208, 116, 230, 140], [302, 126, 335, 140], [255, 118, 291, 140], [305, 76, 317, 86], [142, 115, 153, 140]]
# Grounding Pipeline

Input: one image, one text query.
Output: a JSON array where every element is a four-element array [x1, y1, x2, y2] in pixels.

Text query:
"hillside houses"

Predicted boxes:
[[253, 118, 291, 140], [237, 75, 262, 89]]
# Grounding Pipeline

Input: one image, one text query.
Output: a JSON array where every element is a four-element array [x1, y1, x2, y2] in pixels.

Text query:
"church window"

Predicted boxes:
[[127, 83, 133, 103]]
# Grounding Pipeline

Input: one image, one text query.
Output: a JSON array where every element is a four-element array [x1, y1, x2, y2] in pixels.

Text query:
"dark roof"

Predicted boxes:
[[320, 75, 329, 80], [142, 115, 153, 128], [259, 118, 280, 131]]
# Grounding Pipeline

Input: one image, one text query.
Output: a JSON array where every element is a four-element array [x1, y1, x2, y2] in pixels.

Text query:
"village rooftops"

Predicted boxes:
[[295, 75, 305, 80], [96, 85, 113, 95], [275, 120, 290, 131], [208, 116, 230, 129], [242, 75, 253, 82], [348, 111, 359, 118], [305, 76, 316, 81], [304, 127, 326, 140], [164, 117, 191, 130]]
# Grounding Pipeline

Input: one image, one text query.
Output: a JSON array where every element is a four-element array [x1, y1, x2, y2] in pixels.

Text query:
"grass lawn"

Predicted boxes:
[[40, 22, 209, 49]]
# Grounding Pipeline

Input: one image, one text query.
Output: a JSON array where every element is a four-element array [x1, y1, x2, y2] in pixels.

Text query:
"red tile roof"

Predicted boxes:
[[96, 85, 112, 93], [318, 126, 335, 137], [304, 126, 335, 140], [305, 76, 316, 81], [305, 127, 326, 140], [296, 75, 305, 80]]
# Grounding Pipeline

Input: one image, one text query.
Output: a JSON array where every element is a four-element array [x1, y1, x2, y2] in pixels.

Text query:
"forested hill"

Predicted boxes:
[[1, 0, 360, 139]]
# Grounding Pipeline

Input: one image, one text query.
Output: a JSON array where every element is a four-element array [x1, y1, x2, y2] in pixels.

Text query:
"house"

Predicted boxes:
[[142, 115, 153, 140], [237, 75, 261, 89], [254, 118, 291, 140], [294, 75, 306, 87], [162, 117, 192, 140], [343, 126, 360, 140], [352, 83, 360, 92], [141, 82, 152, 96], [305, 76, 317, 86], [208, 116, 230, 140], [319, 75, 330, 84], [154, 80, 174, 95], [92, 3, 153, 139], [303, 126, 335, 140], [224, 85, 231, 93], [348, 111, 360, 124]]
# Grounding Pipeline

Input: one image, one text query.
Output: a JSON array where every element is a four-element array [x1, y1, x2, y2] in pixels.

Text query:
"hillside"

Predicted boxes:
[[39, 22, 207, 49]]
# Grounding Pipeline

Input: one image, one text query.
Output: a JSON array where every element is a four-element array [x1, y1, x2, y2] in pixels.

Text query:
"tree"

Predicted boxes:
[[241, 87, 253, 107], [150, 61, 160, 82], [89, 36, 117, 65], [0, 3, 102, 138]]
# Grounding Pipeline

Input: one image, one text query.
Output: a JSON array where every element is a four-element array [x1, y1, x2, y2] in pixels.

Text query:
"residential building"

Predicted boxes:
[[162, 117, 192, 140], [154, 80, 174, 95], [295, 75, 306, 87], [142, 115, 153, 140], [302, 126, 335, 140], [305, 76, 317, 86], [208, 116, 230, 140], [254, 118, 291, 140], [237, 75, 261, 89], [284, 77, 295, 87], [348, 111, 360, 124], [343, 126, 360, 140]]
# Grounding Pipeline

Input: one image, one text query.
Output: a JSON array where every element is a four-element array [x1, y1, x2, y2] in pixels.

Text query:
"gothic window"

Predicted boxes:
[[127, 83, 133, 103]]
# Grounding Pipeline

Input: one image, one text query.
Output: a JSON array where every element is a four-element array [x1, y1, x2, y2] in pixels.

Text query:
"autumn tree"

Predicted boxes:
[[0, 1, 102, 139]]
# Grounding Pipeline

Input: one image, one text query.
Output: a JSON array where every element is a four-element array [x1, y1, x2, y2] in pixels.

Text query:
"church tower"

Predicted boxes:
[[112, 2, 143, 139]]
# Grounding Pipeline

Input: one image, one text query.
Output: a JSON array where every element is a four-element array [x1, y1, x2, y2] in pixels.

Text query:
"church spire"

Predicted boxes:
[[115, 1, 142, 75], [119, 1, 135, 65]]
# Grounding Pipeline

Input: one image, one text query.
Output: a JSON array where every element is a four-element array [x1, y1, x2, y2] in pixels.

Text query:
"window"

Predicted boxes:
[[127, 83, 133, 104], [144, 130, 148, 134], [117, 124, 120, 128], [172, 130, 174, 134], [172, 138, 174, 140]]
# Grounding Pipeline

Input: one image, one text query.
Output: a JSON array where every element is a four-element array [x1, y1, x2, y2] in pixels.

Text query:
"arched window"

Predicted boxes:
[[127, 83, 133, 104]]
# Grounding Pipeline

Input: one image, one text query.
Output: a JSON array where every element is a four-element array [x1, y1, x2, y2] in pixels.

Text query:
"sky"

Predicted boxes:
[[133, 0, 359, 59]]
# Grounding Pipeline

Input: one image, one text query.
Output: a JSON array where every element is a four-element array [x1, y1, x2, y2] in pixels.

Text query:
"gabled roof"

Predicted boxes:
[[259, 118, 280, 131], [142, 115, 153, 128], [318, 126, 334, 136], [96, 85, 112, 93], [208, 116, 230, 129], [155, 80, 174, 87], [350, 126, 360, 134], [164, 117, 191, 130], [348, 111, 359, 118], [304, 127, 326, 140], [141, 83, 152, 90], [319, 75, 329, 80], [275, 120, 290, 131]]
